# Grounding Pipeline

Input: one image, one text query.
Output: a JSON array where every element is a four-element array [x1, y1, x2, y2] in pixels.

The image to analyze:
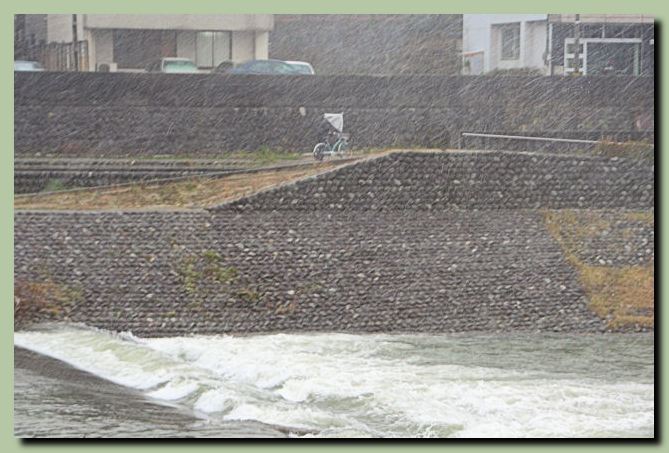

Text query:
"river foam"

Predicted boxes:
[[15, 325, 654, 438]]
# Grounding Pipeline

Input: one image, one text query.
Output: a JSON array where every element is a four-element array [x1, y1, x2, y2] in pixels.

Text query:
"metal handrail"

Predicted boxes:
[[460, 132, 628, 146]]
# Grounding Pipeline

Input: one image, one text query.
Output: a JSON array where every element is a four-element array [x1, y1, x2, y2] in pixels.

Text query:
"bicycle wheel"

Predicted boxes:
[[313, 143, 327, 161], [336, 140, 349, 157]]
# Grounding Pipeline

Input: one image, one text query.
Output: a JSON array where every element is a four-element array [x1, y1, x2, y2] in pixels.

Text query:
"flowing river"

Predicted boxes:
[[14, 325, 654, 438]]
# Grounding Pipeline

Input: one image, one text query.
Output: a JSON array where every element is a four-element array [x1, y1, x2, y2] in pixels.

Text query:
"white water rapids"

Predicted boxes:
[[14, 325, 654, 438]]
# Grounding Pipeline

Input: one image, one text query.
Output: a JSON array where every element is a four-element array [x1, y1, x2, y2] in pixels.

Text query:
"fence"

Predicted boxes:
[[23, 40, 89, 71]]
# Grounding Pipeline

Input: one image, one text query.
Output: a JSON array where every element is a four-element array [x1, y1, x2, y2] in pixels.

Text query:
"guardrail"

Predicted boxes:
[[459, 132, 650, 152]]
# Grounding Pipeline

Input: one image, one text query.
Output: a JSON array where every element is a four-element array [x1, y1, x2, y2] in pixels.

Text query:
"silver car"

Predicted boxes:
[[146, 58, 199, 74], [14, 60, 44, 72], [285, 60, 315, 75]]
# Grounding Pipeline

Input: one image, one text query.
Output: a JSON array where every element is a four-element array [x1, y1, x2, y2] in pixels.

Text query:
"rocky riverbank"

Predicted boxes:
[[14, 151, 654, 335]]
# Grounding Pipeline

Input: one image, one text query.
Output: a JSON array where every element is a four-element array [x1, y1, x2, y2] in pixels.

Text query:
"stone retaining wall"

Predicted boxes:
[[14, 159, 251, 194], [14, 169, 218, 194], [561, 212, 654, 267], [14, 151, 654, 335], [14, 210, 609, 336], [15, 72, 653, 156], [219, 151, 654, 212]]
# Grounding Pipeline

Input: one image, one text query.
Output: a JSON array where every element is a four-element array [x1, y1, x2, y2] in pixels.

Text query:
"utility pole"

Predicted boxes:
[[572, 14, 581, 75], [72, 14, 79, 71]]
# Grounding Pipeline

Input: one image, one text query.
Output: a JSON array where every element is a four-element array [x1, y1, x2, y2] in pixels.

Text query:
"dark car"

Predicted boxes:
[[212, 61, 234, 73], [220, 59, 301, 75]]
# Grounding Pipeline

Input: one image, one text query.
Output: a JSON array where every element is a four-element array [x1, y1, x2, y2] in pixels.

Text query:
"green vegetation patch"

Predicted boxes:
[[14, 278, 84, 328], [592, 140, 654, 161], [177, 250, 239, 295], [42, 178, 68, 193], [236, 288, 260, 303]]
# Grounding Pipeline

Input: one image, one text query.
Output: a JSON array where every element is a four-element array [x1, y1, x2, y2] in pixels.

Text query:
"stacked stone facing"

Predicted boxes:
[[219, 151, 654, 212], [14, 151, 654, 335], [15, 210, 607, 336]]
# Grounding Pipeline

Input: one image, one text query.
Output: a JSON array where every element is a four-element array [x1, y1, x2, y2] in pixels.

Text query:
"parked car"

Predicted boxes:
[[146, 58, 199, 74], [223, 59, 302, 75], [285, 60, 315, 75], [14, 60, 44, 72]]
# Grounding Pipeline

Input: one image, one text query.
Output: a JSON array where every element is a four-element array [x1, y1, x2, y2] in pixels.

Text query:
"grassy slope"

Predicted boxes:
[[15, 161, 344, 211], [543, 210, 654, 330]]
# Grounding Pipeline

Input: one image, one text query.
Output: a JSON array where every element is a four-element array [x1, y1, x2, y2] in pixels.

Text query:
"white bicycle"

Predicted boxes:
[[313, 113, 350, 161]]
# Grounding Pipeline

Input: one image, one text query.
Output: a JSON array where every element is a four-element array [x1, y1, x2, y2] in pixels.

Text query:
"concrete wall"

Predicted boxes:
[[39, 14, 274, 40], [463, 14, 547, 74], [231, 31, 256, 63], [14, 152, 653, 336], [489, 21, 546, 72], [524, 22, 547, 71], [82, 14, 273, 31], [45, 14, 82, 42], [14, 72, 654, 157], [549, 14, 655, 24], [87, 29, 114, 71], [255, 31, 269, 60]]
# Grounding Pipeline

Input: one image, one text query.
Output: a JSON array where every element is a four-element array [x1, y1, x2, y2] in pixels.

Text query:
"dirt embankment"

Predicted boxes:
[[14, 161, 347, 211]]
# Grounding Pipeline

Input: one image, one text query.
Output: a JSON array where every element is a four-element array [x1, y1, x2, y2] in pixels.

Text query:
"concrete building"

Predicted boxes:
[[18, 14, 273, 71], [547, 14, 654, 76], [462, 14, 655, 76], [462, 14, 548, 75]]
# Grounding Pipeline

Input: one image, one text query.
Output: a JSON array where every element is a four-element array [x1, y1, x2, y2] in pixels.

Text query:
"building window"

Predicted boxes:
[[500, 23, 520, 60], [563, 38, 643, 75], [586, 41, 641, 75], [196, 31, 231, 68]]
